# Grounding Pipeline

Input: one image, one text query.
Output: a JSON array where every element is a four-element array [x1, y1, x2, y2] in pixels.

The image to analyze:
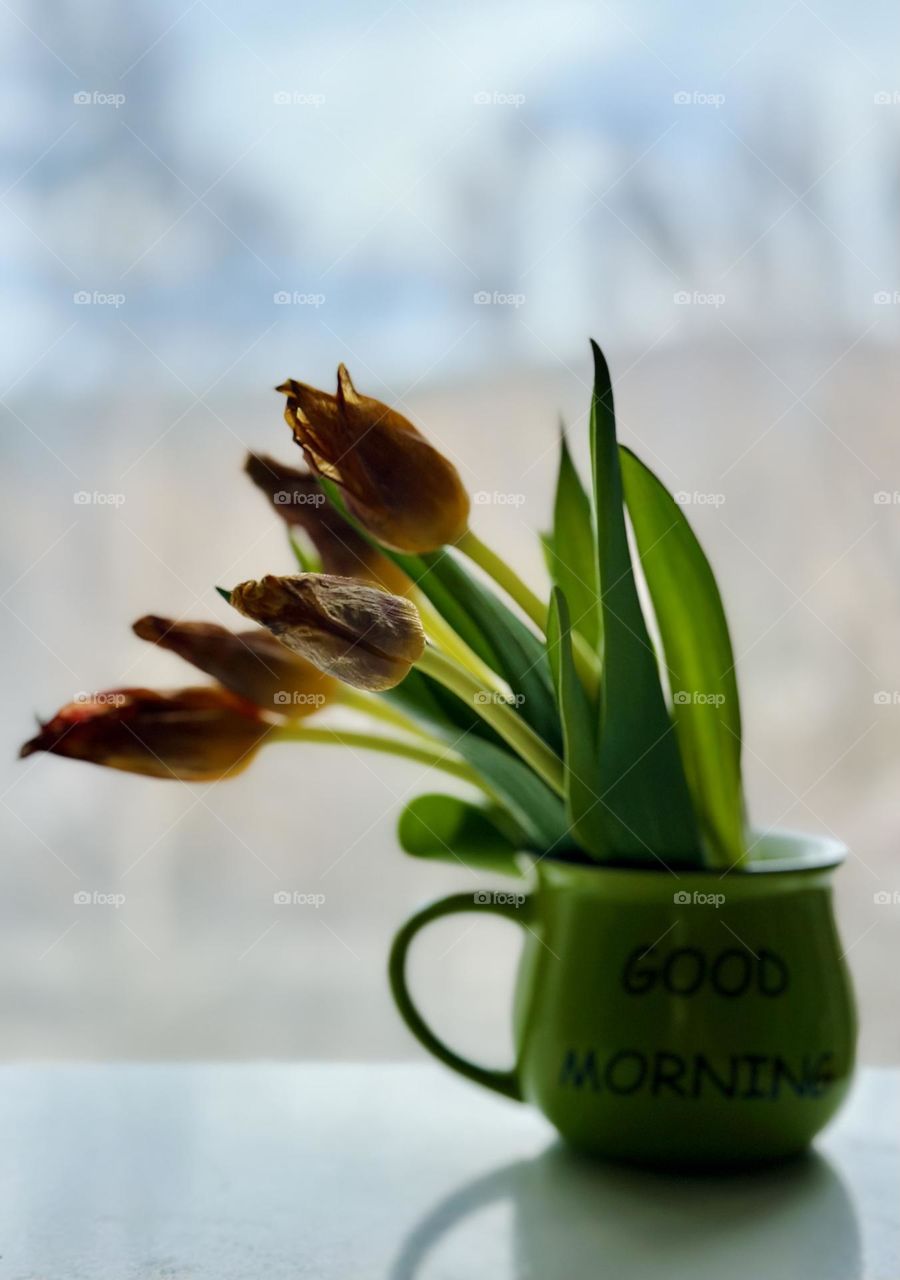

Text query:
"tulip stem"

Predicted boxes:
[[338, 687, 431, 738], [416, 646, 565, 798], [411, 589, 509, 694], [272, 724, 487, 790], [457, 528, 548, 630], [456, 528, 600, 700]]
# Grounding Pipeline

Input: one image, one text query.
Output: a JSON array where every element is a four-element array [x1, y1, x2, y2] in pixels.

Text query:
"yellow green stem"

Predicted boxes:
[[338, 686, 431, 738], [457, 527, 599, 700], [457, 528, 548, 629], [411, 588, 509, 695], [272, 724, 486, 790], [417, 645, 565, 797]]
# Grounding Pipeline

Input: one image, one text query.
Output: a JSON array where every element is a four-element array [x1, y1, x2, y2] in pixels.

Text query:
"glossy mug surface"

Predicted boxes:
[[389, 832, 857, 1167]]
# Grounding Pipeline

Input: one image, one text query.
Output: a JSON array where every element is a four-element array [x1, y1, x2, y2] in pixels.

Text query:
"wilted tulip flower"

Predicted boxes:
[[19, 687, 270, 781], [243, 450, 323, 525], [133, 615, 334, 718], [277, 365, 469, 554], [229, 573, 426, 692], [244, 452, 408, 593]]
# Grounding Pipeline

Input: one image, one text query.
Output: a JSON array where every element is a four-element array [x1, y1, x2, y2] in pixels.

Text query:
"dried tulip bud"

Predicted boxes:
[[133, 616, 334, 718], [244, 452, 409, 593], [277, 365, 469, 554], [229, 573, 426, 692], [19, 687, 270, 781]]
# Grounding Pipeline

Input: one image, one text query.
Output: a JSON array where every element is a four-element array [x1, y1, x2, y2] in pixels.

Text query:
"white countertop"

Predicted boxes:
[[0, 1064, 896, 1278]]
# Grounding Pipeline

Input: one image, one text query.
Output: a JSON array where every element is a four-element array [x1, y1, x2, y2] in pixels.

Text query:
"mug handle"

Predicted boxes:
[[388, 891, 533, 1101]]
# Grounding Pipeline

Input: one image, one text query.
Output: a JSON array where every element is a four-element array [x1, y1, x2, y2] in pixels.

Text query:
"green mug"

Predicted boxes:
[[389, 831, 857, 1168]]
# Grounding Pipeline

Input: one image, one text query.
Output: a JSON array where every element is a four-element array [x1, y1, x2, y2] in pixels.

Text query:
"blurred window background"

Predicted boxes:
[[2, 0, 899, 1061]]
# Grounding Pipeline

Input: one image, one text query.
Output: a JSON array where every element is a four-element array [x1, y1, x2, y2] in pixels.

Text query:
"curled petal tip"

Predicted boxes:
[[278, 364, 469, 553], [132, 614, 168, 642], [335, 363, 359, 406]]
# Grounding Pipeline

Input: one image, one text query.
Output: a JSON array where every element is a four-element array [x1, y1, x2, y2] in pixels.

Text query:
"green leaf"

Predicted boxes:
[[546, 587, 605, 858], [545, 432, 600, 649], [397, 793, 524, 876], [383, 672, 572, 852], [539, 531, 555, 579], [620, 446, 744, 867], [455, 735, 577, 855], [382, 669, 572, 850], [589, 339, 700, 864]]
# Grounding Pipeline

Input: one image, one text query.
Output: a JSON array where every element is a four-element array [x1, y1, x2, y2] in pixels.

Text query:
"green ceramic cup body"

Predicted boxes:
[[389, 831, 857, 1168]]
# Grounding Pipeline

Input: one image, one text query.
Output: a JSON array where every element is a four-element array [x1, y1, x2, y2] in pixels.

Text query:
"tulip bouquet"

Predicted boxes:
[[22, 342, 745, 874]]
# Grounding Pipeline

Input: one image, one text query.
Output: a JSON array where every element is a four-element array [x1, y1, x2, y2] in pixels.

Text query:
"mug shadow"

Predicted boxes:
[[390, 1142, 860, 1280]]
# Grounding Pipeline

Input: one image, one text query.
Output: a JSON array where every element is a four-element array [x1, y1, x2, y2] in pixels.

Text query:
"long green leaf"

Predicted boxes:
[[589, 340, 700, 864], [544, 432, 600, 649], [384, 670, 572, 852], [397, 793, 524, 876], [455, 735, 576, 854], [620, 446, 744, 866], [546, 587, 605, 858]]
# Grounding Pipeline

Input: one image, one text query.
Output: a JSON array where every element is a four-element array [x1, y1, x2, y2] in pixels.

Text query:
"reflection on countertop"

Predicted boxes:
[[392, 1144, 859, 1280]]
